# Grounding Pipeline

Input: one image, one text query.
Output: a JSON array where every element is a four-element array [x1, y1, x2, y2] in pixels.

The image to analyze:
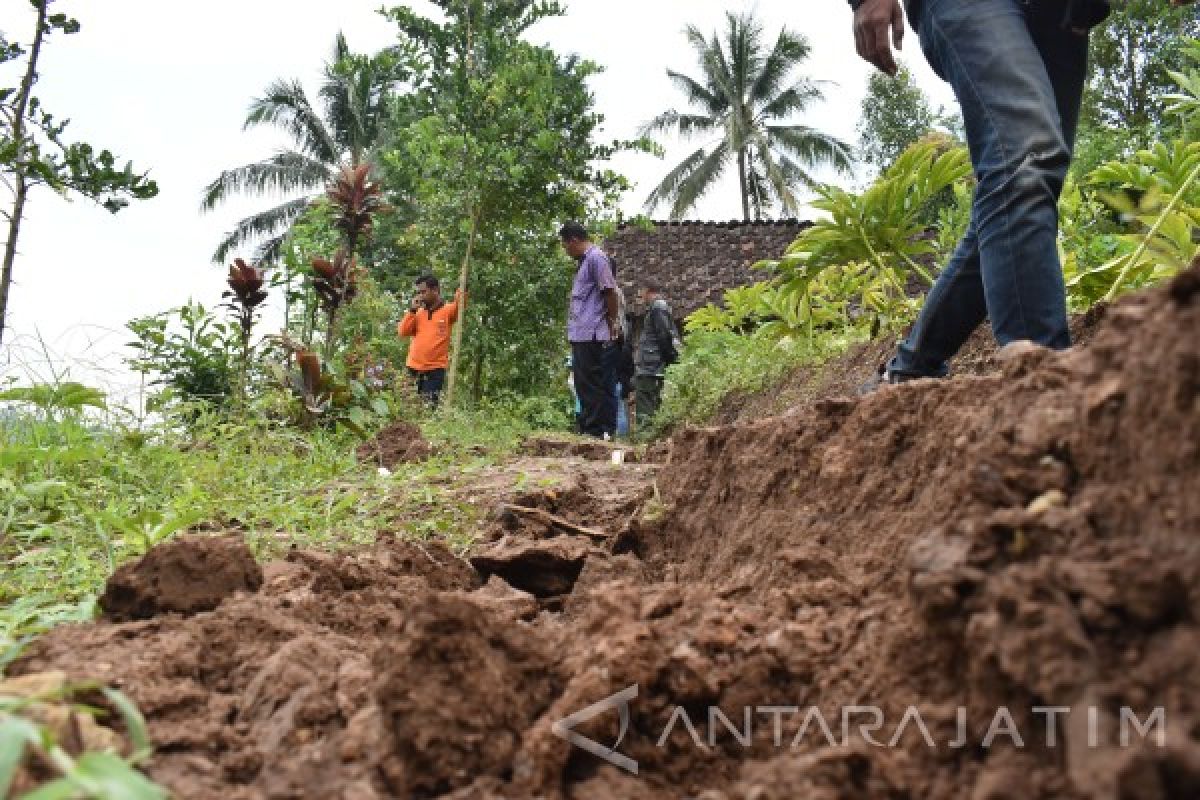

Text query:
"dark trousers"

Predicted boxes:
[[634, 374, 664, 425], [571, 341, 616, 438], [408, 367, 445, 408], [889, 0, 1086, 378]]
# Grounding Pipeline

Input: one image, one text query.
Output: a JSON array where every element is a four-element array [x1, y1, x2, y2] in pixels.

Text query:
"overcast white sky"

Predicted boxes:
[[0, 0, 954, 395]]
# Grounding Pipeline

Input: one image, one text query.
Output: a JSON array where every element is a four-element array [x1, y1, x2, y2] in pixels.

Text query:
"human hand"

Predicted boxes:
[[854, 0, 905, 76]]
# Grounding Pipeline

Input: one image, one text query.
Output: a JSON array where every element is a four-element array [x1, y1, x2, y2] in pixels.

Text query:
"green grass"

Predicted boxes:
[[0, 399, 537, 662], [653, 328, 865, 434]]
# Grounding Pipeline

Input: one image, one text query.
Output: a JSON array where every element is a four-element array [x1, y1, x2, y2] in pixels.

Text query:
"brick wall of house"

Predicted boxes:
[[602, 219, 812, 320]]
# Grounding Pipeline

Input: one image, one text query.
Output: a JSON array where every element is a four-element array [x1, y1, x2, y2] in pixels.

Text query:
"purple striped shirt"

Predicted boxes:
[[567, 245, 616, 342]]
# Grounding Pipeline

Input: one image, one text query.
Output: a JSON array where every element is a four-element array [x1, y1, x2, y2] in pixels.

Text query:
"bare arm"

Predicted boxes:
[[603, 289, 620, 339], [853, 0, 905, 76], [398, 312, 417, 338]]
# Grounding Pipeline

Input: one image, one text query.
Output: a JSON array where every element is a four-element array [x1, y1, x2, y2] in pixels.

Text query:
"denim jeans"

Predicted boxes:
[[888, 0, 1089, 378], [615, 382, 629, 436]]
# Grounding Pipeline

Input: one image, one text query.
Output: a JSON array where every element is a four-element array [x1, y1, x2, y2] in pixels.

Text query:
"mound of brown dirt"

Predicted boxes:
[[356, 420, 433, 468], [12, 262, 1200, 799], [714, 299, 1110, 427], [374, 595, 563, 797], [636, 265, 1200, 797], [98, 534, 262, 620]]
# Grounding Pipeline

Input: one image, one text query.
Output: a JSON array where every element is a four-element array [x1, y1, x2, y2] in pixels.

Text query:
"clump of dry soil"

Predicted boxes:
[[356, 420, 434, 468], [99, 534, 262, 621]]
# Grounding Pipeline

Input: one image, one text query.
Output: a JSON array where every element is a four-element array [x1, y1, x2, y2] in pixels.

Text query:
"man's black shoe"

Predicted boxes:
[[856, 364, 922, 396]]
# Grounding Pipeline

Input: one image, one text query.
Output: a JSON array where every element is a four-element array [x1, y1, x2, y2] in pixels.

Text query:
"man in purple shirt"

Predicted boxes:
[[560, 221, 620, 438]]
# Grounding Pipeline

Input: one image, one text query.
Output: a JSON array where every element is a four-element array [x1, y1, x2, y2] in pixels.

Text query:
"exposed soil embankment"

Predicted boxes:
[[714, 300, 1109, 426], [12, 263, 1200, 799]]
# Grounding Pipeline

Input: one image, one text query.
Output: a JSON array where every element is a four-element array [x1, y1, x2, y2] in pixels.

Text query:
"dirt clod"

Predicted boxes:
[[374, 595, 560, 797], [98, 534, 262, 620], [356, 420, 434, 468]]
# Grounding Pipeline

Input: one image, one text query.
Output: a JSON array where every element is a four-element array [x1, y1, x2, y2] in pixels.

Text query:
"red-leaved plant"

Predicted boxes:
[[308, 165, 383, 362], [327, 164, 386, 258], [222, 258, 268, 407], [295, 349, 325, 415], [285, 346, 373, 435], [311, 249, 361, 361]]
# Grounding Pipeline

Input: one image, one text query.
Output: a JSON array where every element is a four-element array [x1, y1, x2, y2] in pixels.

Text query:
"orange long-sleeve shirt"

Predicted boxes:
[[397, 291, 462, 371]]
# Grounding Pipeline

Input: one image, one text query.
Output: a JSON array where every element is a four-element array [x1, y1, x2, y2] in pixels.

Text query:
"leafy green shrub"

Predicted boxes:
[[493, 391, 574, 432], [653, 330, 847, 433], [1065, 38, 1200, 306], [1068, 139, 1200, 305], [126, 301, 236, 412], [791, 141, 971, 289], [662, 141, 974, 433], [0, 382, 106, 422], [689, 141, 971, 351]]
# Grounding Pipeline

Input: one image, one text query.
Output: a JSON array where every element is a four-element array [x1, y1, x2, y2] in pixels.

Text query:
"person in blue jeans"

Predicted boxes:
[[850, 0, 1111, 385]]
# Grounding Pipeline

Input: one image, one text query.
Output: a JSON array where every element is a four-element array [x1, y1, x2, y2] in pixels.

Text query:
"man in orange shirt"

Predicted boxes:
[[397, 274, 463, 408]]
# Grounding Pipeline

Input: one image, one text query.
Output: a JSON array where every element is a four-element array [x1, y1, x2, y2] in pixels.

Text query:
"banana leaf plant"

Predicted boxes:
[[1068, 42, 1200, 306], [222, 258, 268, 407]]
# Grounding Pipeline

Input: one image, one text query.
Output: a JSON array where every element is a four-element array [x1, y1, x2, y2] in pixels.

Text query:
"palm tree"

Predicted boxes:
[[201, 34, 399, 264], [642, 13, 854, 221]]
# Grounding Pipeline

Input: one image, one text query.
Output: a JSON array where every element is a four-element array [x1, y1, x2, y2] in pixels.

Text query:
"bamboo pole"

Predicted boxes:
[[445, 205, 479, 405]]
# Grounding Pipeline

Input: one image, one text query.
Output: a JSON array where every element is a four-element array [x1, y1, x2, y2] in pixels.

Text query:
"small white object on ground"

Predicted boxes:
[[611, 450, 625, 465], [377, 467, 392, 478]]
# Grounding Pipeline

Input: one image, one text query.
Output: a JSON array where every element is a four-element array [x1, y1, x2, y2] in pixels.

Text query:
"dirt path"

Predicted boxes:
[[12, 263, 1200, 799]]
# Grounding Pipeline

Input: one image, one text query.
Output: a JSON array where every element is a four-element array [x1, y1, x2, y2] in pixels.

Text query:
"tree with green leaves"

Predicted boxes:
[[1073, 0, 1200, 175], [382, 0, 638, 404], [200, 34, 402, 265], [1, 0, 158, 348], [856, 66, 943, 172], [641, 12, 853, 221]]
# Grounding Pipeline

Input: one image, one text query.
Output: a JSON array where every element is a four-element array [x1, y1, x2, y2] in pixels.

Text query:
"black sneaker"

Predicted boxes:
[[856, 364, 919, 396]]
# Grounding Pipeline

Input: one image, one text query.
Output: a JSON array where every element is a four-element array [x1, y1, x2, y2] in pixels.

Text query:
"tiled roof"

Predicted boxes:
[[602, 219, 812, 318]]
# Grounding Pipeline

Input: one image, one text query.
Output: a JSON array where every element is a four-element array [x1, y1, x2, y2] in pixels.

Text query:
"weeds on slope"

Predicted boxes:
[[0, 387, 535, 663]]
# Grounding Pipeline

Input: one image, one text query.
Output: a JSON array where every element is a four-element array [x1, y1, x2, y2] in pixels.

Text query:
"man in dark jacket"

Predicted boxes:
[[634, 281, 681, 426], [851, 0, 1110, 387]]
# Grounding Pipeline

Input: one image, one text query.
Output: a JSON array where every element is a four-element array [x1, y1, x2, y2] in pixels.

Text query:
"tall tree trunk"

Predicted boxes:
[[470, 339, 484, 405], [1, 0, 48, 348], [1, 176, 29, 350], [444, 204, 479, 406], [737, 149, 750, 222], [444, 0, 479, 407]]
